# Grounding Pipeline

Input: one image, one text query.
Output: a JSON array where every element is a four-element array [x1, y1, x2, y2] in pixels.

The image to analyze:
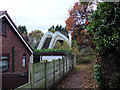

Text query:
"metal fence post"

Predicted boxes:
[[58, 58, 61, 77], [74, 55, 76, 67], [63, 57, 65, 75], [53, 59, 55, 85], [72, 56, 74, 68], [66, 56, 67, 74], [31, 63, 34, 88], [28, 63, 32, 88]]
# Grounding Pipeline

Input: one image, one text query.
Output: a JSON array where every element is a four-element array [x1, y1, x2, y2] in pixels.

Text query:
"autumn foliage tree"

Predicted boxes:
[[65, 2, 94, 47], [28, 30, 44, 49]]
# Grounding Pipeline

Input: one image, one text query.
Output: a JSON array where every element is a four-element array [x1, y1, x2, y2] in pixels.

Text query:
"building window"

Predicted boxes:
[[2, 20, 6, 35], [0, 55, 9, 71], [23, 54, 26, 67]]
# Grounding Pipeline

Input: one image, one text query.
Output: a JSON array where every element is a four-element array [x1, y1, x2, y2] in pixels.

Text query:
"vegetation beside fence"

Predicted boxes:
[[33, 49, 73, 63], [87, 2, 120, 88], [34, 49, 73, 55], [16, 55, 76, 89]]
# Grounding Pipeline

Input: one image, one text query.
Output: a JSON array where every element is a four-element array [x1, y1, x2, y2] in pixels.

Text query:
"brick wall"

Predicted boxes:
[[2, 18, 31, 74], [2, 73, 28, 89]]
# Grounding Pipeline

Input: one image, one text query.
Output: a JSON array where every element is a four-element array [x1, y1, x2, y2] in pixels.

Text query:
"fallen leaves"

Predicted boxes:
[[57, 61, 98, 88]]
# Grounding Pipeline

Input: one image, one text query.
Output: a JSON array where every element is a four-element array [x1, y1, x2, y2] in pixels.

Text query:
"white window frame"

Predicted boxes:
[[0, 55, 9, 71], [23, 55, 26, 67]]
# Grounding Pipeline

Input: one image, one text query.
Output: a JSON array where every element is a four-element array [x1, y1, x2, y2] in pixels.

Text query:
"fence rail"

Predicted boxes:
[[16, 55, 76, 89]]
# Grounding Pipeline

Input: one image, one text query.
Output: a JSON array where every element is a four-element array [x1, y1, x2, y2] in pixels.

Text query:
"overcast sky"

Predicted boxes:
[[0, 0, 79, 33]]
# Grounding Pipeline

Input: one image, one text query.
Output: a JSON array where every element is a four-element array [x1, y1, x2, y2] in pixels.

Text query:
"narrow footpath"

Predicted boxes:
[[57, 63, 98, 88]]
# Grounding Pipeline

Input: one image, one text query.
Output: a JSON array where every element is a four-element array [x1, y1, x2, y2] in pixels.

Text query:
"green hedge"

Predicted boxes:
[[33, 49, 73, 63], [34, 49, 73, 55], [87, 2, 120, 88]]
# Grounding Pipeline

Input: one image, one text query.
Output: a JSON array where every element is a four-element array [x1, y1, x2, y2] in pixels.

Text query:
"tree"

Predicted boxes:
[[18, 25, 29, 41], [18, 25, 28, 34], [28, 30, 44, 49], [72, 40, 79, 55], [60, 41, 70, 50], [55, 25, 68, 38], [54, 40, 70, 50], [87, 2, 120, 88], [48, 25, 54, 31], [48, 26, 56, 33], [65, 2, 94, 46], [54, 41, 61, 49], [48, 25, 68, 37], [22, 31, 29, 41]]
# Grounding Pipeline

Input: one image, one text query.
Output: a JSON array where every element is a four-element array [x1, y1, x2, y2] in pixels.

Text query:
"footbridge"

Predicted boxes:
[[37, 31, 71, 49]]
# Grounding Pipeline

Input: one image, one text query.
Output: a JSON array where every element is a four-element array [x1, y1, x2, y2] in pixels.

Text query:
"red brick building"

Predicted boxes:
[[0, 11, 33, 88], [0, 11, 33, 74]]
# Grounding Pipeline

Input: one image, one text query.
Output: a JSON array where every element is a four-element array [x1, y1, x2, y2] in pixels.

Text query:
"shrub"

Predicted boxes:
[[34, 49, 73, 55], [94, 64, 101, 86], [33, 49, 73, 63], [87, 2, 120, 88], [77, 55, 94, 64]]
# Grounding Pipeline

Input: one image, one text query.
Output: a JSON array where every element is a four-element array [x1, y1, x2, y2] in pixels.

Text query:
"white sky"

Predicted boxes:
[[0, 0, 79, 33]]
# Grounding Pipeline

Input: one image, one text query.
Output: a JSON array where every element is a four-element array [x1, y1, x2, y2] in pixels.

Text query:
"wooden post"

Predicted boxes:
[[45, 61, 48, 89]]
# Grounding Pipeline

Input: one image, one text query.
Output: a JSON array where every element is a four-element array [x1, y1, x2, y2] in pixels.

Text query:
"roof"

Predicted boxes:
[[0, 11, 33, 53]]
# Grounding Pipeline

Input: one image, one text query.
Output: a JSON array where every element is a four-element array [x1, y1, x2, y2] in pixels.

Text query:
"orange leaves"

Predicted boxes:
[[65, 2, 80, 32], [72, 34, 73, 38], [78, 36, 85, 44], [65, 2, 93, 46], [86, 21, 89, 25], [77, 36, 79, 40], [81, 30, 87, 35], [65, 16, 75, 31]]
